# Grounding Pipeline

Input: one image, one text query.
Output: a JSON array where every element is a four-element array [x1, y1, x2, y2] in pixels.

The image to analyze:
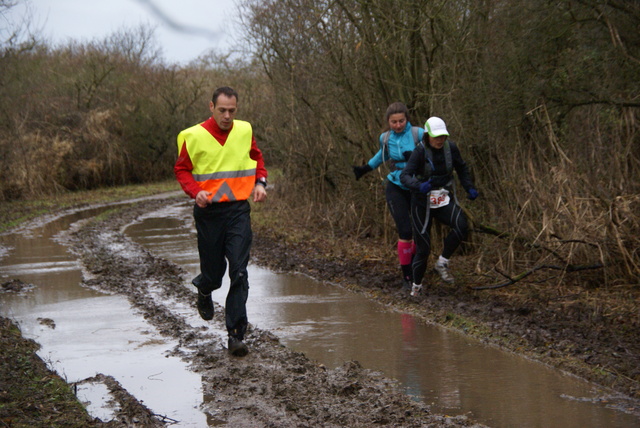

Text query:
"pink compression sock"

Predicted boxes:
[[398, 241, 413, 266]]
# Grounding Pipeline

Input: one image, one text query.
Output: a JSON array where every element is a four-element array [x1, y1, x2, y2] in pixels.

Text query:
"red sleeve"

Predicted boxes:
[[251, 136, 268, 181], [174, 141, 203, 199]]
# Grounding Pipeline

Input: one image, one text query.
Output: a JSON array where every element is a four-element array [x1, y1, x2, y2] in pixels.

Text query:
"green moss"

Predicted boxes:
[[443, 312, 490, 336]]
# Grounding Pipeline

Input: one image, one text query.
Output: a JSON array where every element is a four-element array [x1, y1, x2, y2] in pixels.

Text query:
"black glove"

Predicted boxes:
[[353, 164, 372, 180], [402, 151, 413, 161]]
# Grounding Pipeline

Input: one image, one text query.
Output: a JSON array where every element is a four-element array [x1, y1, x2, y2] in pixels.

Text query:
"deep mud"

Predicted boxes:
[[5, 192, 639, 426], [52, 197, 484, 427]]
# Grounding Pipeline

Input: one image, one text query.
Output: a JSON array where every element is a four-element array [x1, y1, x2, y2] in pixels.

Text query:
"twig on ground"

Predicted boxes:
[[470, 263, 604, 290]]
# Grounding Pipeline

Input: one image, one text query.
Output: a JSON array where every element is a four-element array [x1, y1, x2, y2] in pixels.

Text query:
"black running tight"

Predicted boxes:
[[410, 200, 468, 284]]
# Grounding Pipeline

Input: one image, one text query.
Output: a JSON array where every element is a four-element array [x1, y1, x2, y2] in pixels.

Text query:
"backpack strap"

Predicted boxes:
[[382, 127, 421, 165], [443, 140, 453, 174], [411, 126, 420, 145], [382, 130, 391, 147], [424, 140, 453, 177], [381, 130, 391, 163]]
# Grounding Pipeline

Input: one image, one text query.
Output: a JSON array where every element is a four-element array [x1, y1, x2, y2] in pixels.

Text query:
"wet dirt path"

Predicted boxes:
[[0, 196, 480, 427], [126, 201, 640, 428], [1, 195, 639, 427]]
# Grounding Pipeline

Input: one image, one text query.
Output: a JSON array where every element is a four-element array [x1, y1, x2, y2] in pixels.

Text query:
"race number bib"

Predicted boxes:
[[429, 188, 450, 208]]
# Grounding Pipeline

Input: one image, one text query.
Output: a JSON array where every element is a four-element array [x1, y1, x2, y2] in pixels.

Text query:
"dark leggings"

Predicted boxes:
[[410, 199, 468, 284], [385, 181, 413, 240]]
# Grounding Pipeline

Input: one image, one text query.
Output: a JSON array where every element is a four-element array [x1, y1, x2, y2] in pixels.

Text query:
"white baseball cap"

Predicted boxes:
[[424, 117, 449, 137]]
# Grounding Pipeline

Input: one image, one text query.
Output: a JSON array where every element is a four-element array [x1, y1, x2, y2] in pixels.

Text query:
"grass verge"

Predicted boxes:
[[0, 180, 180, 233], [0, 317, 99, 427]]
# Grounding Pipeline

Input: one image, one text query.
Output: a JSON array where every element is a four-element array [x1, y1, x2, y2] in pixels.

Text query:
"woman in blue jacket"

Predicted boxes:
[[353, 102, 424, 289]]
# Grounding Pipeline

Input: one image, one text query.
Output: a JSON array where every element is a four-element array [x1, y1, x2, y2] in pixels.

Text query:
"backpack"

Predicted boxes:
[[421, 140, 457, 200], [381, 126, 421, 165], [422, 140, 453, 178]]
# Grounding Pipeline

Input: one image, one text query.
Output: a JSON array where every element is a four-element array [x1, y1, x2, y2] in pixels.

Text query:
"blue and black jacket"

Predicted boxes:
[[366, 121, 424, 189]]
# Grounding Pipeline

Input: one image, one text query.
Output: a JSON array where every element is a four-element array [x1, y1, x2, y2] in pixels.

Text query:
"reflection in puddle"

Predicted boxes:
[[76, 381, 114, 422], [0, 200, 638, 428]]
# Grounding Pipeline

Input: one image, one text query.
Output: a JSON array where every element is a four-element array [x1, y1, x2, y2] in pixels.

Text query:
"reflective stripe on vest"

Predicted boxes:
[[177, 120, 257, 202]]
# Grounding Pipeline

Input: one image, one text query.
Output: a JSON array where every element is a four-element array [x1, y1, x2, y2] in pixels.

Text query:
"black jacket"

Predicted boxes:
[[400, 140, 474, 200]]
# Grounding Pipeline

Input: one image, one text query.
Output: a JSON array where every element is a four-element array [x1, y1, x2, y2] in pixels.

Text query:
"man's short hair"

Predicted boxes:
[[212, 87, 239, 105]]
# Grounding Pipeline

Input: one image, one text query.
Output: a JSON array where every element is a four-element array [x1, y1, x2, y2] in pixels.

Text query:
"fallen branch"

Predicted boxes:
[[470, 263, 604, 290], [463, 206, 602, 266]]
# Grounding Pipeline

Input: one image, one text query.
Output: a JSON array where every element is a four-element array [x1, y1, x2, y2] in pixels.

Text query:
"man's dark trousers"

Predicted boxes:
[[192, 200, 252, 340]]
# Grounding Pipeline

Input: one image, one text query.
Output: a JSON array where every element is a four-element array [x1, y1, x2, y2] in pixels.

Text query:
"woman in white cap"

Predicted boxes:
[[400, 116, 479, 295]]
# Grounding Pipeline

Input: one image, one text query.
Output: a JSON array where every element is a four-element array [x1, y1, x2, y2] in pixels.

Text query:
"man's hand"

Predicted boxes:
[[195, 190, 212, 208], [252, 184, 267, 202]]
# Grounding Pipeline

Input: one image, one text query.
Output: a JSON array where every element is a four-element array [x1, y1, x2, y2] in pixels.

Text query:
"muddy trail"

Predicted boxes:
[[4, 191, 639, 427], [40, 196, 482, 427]]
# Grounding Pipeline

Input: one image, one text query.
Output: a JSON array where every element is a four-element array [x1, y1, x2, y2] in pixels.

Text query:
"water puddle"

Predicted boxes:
[[1, 199, 638, 428], [0, 202, 208, 427], [127, 203, 640, 428]]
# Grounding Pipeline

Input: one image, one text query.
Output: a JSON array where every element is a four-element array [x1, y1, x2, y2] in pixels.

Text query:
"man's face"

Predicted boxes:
[[209, 94, 237, 130]]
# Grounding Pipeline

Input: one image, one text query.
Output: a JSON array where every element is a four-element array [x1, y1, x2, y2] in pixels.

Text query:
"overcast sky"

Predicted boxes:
[[5, 0, 242, 64]]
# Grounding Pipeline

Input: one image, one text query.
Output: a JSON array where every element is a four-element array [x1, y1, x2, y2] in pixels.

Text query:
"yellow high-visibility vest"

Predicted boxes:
[[177, 120, 257, 202]]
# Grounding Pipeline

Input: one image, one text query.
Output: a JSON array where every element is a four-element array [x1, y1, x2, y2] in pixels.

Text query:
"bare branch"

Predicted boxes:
[[470, 263, 605, 290]]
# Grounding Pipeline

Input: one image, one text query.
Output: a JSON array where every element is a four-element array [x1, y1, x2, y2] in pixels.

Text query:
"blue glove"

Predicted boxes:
[[419, 180, 432, 194], [467, 188, 479, 200]]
